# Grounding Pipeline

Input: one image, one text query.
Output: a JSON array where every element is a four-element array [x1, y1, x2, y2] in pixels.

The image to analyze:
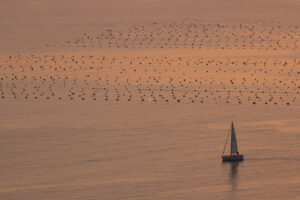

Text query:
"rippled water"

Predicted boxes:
[[0, 101, 299, 199]]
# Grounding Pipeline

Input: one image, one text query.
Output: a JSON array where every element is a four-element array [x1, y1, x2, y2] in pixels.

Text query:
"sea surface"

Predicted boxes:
[[0, 101, 299, 199], [1, 0, 300, 199]]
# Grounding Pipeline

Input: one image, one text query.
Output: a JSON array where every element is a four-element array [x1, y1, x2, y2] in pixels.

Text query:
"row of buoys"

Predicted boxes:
[[54, 19, 299, 50]]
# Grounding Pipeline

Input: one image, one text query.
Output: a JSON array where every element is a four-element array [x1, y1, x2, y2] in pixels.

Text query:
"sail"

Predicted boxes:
[[230, 122, 239, 154]]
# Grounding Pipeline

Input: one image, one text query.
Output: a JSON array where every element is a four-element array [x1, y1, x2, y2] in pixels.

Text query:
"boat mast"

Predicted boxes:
[[230, 122, 239, 155]]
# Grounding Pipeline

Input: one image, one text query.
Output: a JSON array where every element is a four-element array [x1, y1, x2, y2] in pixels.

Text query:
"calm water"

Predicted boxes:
[[0, 101, 299, 199]]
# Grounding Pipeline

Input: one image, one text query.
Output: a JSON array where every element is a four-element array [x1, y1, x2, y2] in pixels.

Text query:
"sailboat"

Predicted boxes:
[[222, 122, 244, 162]]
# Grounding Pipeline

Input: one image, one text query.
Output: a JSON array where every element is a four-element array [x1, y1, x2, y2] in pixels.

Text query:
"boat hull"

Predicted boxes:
[[222, 155, 244, 162]]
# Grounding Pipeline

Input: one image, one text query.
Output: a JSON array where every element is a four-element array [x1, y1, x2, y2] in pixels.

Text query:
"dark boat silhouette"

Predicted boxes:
[[222, 122, 244, 162]]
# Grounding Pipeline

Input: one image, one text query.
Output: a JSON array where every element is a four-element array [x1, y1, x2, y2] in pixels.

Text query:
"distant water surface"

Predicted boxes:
[[0, 101, 299, 199]]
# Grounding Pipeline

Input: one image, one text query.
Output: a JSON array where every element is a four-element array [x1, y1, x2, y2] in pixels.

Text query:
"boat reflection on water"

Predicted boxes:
[[222, 161, 241, 200], [229, 161, 239, 188]]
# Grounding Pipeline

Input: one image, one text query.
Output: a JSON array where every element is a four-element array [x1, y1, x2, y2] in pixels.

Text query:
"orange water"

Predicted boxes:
[[0, 101, 299, 199]]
